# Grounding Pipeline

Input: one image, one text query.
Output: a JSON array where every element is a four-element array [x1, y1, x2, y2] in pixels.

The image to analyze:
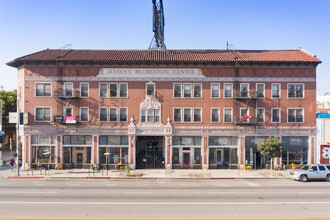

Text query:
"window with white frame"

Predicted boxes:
[[271, 108, 281, 123], [240, 108, 249, 122], [256, 83, 265, 98], [109, 108, 117, 121], [183, 84, 192, 97], [64, 107, 72, 116], [119, 83, 128, 97], [109, 83, 118, 97], [193, 84, 202, 98], [99, 83, 108, 98], [224, 108, 232, 123], [80, 107, 89, 122], [141, 109, 160, 122], [256, 108, 265, 123], [183, 108, 192, 122], [64, 82, 73, 97], [173, 84, 182, 97], [35, 107, 51, 122], [211, 83, 220, 98], [146, 83, 155, 96], [288, 108, 304, 123], [31, 135, 56, 164], [288, 84, 304, 98], [211, 108, 220, 123], [224, 83, 233, 98], [36, 83, 51, 97], [272, 84, 281, 98], [173, 108, 181, 122], [80, 83, 89, 97], [240, 83, 249, 97], [119, 108, 127, 122], [99, 108, 108, 121], [193, 108, 202, 122]]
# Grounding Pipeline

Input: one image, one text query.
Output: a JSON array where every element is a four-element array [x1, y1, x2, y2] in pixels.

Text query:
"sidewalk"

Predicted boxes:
[[0, 164, 291, 180]]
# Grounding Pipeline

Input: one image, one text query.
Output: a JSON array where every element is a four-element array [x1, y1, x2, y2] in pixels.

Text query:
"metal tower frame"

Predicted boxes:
[[149, 0, 166, 50]]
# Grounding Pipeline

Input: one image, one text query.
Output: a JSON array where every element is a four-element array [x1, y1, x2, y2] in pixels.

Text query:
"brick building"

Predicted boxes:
[[7, 48, 321, 169]]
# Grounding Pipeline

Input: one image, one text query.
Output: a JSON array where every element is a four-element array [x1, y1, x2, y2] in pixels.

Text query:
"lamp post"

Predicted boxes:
[[104, 152, 110, 176]]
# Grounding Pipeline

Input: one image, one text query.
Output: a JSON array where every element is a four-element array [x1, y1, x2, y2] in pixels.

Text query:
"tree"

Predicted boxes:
[[0, 90, 17, 129], [257, 136, 282, 176]]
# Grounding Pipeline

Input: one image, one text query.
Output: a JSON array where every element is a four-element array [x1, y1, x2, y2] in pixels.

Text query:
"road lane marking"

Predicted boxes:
[[33, 183, 45, 186], [1, 216, 330, 219], [0, 191, 58, 194], [210, 192, 238, 194], [298, 192, 323, 194], [1, 201, 330, 205], [124, 192, 153, 194], [245, 182, 261, 187]]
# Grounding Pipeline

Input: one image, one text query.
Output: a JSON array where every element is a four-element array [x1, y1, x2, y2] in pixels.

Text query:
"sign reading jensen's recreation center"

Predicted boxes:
[[98, 68, 204, 78]]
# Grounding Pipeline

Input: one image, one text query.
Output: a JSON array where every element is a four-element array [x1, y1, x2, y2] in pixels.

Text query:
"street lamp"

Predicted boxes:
[[104, 152, 110, 176]]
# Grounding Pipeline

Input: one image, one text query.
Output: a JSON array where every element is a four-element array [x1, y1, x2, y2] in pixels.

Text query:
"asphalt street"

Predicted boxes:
[[0, 179, 330, 219]]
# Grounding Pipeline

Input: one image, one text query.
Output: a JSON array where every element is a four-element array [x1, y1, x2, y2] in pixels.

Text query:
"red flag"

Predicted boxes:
[[241, 115, 251, 120]]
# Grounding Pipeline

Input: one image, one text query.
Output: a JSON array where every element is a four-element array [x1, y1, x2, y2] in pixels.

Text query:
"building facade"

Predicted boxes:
[[7, 49, 321, 169]]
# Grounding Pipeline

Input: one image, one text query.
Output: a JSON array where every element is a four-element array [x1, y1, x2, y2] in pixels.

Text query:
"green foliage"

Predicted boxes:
[[0, 90, 17, 129], [257, 136, 282, 159], [125, 165, 131, 175]]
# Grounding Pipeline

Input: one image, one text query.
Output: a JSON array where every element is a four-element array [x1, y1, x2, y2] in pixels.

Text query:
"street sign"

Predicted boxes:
[[0, 131, 4, 135], [9, 112, 18, 123]]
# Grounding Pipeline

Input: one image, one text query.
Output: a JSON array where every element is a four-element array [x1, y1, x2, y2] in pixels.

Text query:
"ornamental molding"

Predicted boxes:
[[24, 76, 316, 82]]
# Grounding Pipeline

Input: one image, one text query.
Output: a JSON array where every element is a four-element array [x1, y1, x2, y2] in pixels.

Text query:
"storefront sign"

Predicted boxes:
[[66, 116, 76, 124], [54, 116, 64, 123], [98, 68, 204, 78], [321, 145, 330, 164]]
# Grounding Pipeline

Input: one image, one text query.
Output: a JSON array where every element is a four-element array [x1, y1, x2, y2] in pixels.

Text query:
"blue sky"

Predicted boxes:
[[0, 0, 329, 93]]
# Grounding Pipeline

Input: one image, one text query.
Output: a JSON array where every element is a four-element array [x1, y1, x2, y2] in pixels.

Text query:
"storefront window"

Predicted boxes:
[[282, 136, 308, 165], [194, 148, 201, 164], [172, 148, 180, 165], [64, 148, 71, 163], [63, 135, 92, 145], [31, 135, 56, 164]]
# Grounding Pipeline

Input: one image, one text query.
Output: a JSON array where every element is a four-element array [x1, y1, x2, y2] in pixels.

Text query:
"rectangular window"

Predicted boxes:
[[211, 108, 220, 123], [256, 108, 265, 123], [224, 83, 233, 98], [240, 83, 249, 98], [288, 84, 304, 98], [174, 108, 181, 122], [193, 84, 202, 98], [36, 83, 51, 97], [99, 83, 108, 98], [99, 108, 108, 121], [183, 84, 192, 98], [184, 108, 192, 122], [64, 82, 73, 97], [272, 84, 280, 98], [119, 83, 128, 98], [80, 83, 89, 97], [35, 107, 51, 122], [211, 84, 220, 98], [240, 108, 249, 123], [256, 83, 265, 98], [64, 107, 72, 116], [141, 109, 160, 123], [194, 108, 202, 122], [80, 107, 89, 122], [109, 108, 117, 121], [272, 108, 281, 123], [119, 108, 127, 122], [109, 83, 118, 97], [224, 108, 232, 123], [288, 108, 304, 123], [173, 84, 182, 97], [146, 83, 155, 96]]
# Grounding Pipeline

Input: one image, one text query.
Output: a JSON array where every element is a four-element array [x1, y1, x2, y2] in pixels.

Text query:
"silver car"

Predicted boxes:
[[290, 164, 330, 182]]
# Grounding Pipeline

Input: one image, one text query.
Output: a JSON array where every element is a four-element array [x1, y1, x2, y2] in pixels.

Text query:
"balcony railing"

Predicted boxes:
[[54, 90, 80, 99], [234, 91, 259, 99]]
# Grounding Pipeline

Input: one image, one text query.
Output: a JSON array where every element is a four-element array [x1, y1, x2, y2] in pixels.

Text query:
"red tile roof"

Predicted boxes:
[[7, 48, 321, 67]]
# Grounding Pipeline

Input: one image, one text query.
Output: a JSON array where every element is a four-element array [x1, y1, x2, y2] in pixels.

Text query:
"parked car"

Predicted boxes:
[[290, 164, 330, 182]]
